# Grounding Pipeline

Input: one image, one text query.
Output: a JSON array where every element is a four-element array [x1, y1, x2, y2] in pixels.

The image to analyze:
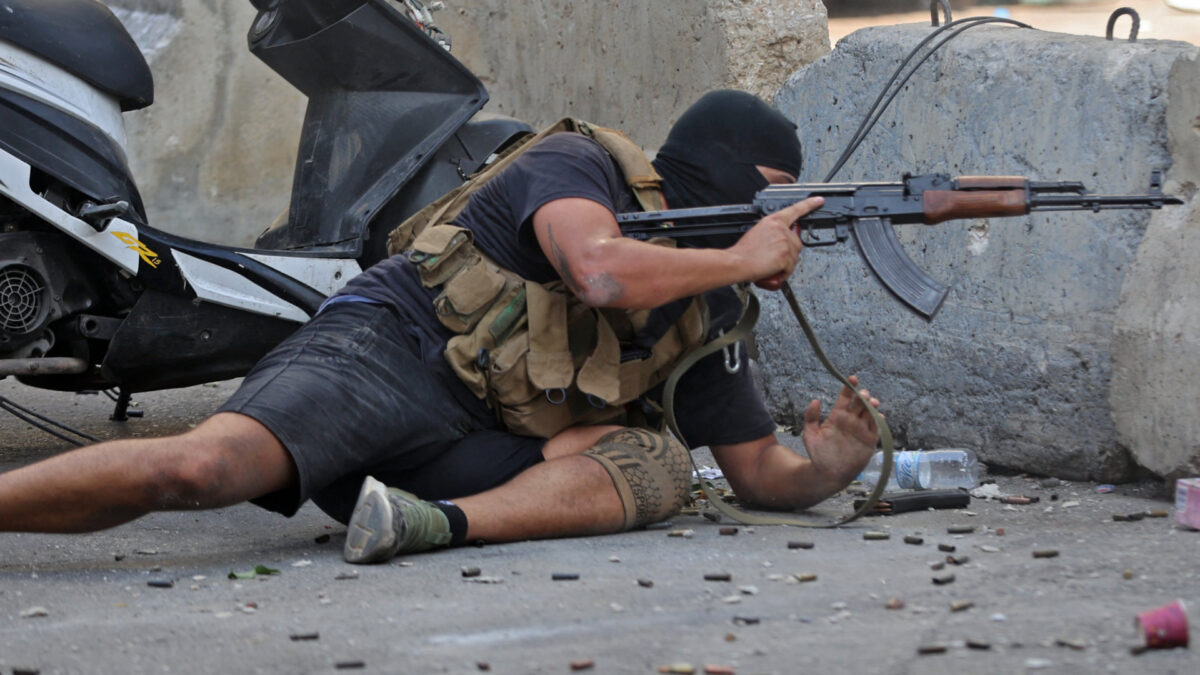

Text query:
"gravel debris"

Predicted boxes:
[[1055, 637, 1087, 651], [966, 639, 992, 650]]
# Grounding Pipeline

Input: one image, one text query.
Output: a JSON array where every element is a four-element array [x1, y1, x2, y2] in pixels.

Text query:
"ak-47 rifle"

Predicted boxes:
[[617, 170, 1183, 319]]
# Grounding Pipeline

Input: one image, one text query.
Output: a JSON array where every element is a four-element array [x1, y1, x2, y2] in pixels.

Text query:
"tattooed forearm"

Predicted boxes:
[[545, 221, 625, 306]]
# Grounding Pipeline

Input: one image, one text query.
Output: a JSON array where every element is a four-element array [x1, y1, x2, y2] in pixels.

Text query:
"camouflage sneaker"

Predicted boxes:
[[343, 476, 452, 564]]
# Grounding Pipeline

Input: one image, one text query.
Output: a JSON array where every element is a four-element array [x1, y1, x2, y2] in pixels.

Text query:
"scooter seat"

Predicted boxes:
[[0, 0, 153, 111]]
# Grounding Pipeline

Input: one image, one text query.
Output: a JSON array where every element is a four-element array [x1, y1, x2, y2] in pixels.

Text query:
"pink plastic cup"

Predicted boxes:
[[1135, 600, 1189, 649]]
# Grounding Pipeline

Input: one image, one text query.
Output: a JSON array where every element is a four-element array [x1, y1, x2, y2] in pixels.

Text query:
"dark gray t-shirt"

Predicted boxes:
[[334, 133, 775, 448]]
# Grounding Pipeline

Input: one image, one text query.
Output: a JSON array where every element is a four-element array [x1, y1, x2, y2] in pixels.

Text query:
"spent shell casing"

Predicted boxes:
[[938, 543, 957, 552], [903, 535, 924, 545], [787, 541, 815, 550], [704, 572, 732, 582], [863, 531, 890, 541], [917, 644, 948, 655], [1032, 549, 1060, 559], [932, 574, 956, 585]]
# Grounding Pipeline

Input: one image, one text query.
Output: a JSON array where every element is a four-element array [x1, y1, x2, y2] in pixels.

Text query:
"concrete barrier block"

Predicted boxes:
[[768, 24, 1199, 481], [439, 0, 829, 149]]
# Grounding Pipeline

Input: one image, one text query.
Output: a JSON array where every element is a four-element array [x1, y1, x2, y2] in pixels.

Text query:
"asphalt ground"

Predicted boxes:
[[1, 378, 1198, 674]]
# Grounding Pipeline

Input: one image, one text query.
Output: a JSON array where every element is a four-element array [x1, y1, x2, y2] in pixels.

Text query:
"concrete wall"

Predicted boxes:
[[767, 24, 1199, 482], [107, 0, 829, 247], [109, 0, 304, 248]]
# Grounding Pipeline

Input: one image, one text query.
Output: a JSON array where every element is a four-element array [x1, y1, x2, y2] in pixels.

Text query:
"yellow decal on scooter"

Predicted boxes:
[[111, 232, 161, 269]]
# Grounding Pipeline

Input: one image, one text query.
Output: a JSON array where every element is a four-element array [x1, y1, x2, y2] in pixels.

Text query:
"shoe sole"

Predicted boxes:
[[343, 477, 397, 564]]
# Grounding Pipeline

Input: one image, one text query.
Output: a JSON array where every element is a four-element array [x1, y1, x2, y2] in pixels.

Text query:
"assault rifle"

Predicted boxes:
[[617, 171, 1183, 319]]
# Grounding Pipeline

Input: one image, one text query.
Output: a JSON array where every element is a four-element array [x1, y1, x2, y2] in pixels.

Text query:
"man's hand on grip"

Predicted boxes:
[[731, 196, 824, 291]]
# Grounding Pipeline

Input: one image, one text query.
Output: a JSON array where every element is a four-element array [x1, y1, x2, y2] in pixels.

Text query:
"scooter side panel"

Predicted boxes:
[[0, 147, 140, 274], [172, 250, 311, 323]]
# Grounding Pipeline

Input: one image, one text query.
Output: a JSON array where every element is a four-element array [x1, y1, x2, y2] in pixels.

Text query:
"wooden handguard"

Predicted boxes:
[[922, 189, 1028, 224]]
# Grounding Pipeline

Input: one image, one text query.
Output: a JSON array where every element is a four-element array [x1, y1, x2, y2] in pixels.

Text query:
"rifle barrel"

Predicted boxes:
[[1030, 193, 1184, 211]]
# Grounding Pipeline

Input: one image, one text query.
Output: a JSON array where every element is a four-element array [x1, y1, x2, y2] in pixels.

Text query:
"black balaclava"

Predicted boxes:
[[631, 91, 803, 352], [652, 90, 802, 221]]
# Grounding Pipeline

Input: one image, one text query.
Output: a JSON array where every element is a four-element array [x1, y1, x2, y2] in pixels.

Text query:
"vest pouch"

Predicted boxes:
[[433, 258, 510, 334], [475, 296, 626, 438], [443, 284, 528, 399], [409, 225, 477, 288]]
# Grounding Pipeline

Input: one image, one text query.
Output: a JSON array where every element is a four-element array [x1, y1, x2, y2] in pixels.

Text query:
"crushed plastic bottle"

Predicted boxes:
[[857, 449, 982, 491]]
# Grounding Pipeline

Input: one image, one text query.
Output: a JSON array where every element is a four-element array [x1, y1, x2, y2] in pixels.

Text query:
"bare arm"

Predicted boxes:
[[710, 376, 881, 510], [531, 196, 823, 309]]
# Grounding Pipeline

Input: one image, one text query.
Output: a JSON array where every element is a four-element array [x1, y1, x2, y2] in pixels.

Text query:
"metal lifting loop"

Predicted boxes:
[[930, 0, 953, 27], [1106, 7, 1140, 42]]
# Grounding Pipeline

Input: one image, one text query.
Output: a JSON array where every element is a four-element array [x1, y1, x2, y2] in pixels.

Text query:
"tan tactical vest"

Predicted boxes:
[[386, 119, 709, 438]]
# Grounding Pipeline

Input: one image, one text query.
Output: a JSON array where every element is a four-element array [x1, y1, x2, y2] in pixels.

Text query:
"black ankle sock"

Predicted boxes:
[[433, 500, 468, 547]]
